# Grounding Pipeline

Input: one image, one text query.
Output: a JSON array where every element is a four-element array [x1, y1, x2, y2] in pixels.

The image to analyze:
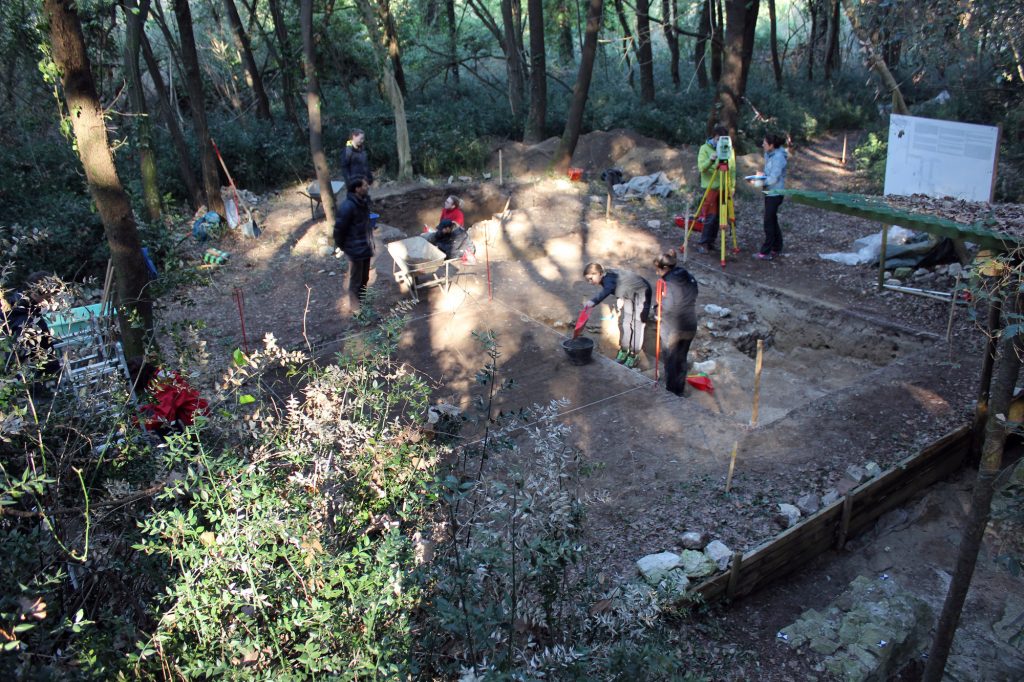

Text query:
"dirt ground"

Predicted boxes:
[[162, 129, 1024, 680]]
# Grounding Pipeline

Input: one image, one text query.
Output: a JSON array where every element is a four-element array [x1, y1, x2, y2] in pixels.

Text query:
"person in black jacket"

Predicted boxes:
[[340, 129, 373, 186], [334, 178, 374, 310], [424, 219, 475, 261], [653, 251, 699, 395]]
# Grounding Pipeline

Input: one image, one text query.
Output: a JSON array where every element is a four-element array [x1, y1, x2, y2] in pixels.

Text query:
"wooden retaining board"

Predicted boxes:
[[692, 424, 971, 604]]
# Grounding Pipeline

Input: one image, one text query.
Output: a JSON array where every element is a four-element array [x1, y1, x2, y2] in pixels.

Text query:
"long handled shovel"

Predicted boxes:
[[654, 279, 665, 382], [211, 138, 260, 237]]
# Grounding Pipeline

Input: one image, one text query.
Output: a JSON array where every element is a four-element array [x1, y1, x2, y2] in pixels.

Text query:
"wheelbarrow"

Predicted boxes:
[[387, 236, 460, 303]]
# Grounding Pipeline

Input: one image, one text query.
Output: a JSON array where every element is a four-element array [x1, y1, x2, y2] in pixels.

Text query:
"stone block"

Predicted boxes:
[[796, 493, 822, 515], [776, 503, 801, 529], [704, 540, 732, 571], [679, 531, 705, 550], [679, 549, 717, 578], [636, 552, 681, 585]]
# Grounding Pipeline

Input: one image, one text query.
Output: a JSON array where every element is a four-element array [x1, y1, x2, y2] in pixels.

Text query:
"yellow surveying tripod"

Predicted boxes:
[[691, 138, 737, 267]]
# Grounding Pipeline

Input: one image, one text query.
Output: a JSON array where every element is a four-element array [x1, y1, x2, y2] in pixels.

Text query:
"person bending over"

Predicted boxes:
[[583, 263, 652, 368], [653, 251, 699, 396]]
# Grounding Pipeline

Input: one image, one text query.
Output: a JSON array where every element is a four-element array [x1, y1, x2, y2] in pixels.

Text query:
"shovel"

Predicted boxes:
[[211, 138, 261, 238]]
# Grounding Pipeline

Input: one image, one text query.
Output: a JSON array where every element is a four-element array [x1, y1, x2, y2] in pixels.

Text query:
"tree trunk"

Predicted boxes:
[[710, 0, 723, 83], [694, 0, 710, 88], [524, 0, 547, 142], [923, 289, 1023, 681], [768, 0, 782, 87], [661, 0, 679, 89], [556, 0, 574, 63], [613, 0, 635, 90], [122, 0, 161, 222], [267, 0, 304, 139], [806, 0, 819, 80], [445, 0, 460, 83], [222, 0, 272, 119], [823, 0, 841, 79], [43, 0, 154, 360], [552, 0, 603, 173], [173, 0, 224, 215], [840, 0, 909, 114], [636, 0, 655, 101], [501, 0, 527, 125], [376, 0, 408, 98], [713, 0, 759, 143], [139, 31, 202, 209], [300, 0, 336, 226], [355, 0, 413, 179]]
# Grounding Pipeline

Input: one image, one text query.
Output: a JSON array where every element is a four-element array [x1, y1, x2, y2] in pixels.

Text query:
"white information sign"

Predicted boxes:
[[884, 114, 1000, 202]]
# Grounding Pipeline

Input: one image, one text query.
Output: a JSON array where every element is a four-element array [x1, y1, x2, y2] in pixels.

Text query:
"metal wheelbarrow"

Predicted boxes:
[[387, 236, 460, 302]]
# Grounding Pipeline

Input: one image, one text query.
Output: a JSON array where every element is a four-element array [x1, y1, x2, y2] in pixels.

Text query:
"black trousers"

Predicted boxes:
[[348, 258, 371, 304], [662, 332, 694, 396], [760, 194, 784, 255]]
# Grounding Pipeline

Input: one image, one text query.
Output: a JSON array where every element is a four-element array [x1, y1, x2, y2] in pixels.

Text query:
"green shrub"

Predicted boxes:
[[852, 131, 888, 193]]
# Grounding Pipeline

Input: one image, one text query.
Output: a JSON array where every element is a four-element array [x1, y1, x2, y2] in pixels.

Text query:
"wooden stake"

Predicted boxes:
[[878, 224, 889, 291], [499, 149, 503, 186], [842, 133, 848, 165], [725, 441, 738, 492], [606, 193, 611, 223], [836, 494, 854, 549], [750, 339, 764, 427], [946, 272, 962, 345], [726, 551, 742, 599], [682, 200, 692, 263]]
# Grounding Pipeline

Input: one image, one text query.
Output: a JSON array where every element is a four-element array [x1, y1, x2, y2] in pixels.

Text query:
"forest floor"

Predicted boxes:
[[160, 129, 1024, 680]]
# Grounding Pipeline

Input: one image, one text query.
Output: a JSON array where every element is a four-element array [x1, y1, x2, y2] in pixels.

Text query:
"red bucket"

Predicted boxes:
[[568, 167, 583, 182], [674, 215, 703, 233]]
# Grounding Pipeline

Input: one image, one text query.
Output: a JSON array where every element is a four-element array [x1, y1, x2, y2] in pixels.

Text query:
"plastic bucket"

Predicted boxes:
[[369, 212, 380, 229], [568, 167, 583, 182], [561, 337, 594, 365]]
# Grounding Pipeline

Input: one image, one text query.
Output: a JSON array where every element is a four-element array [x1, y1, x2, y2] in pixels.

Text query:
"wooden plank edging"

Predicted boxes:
[[691, 424, 971, 605]]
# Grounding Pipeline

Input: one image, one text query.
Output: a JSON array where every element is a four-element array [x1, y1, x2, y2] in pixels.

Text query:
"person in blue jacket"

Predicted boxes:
[[754, 132, 789, 260], [334, 177, 374, 310], [653, 251, 698, 396]]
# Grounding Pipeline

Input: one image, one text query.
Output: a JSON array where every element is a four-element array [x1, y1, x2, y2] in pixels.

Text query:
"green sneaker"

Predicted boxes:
[[615, 349, 628, 363], [624, 353, 638, 369]]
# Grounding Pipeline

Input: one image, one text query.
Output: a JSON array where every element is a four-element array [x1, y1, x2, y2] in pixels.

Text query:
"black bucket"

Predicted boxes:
[[561, 337, 594, 366]]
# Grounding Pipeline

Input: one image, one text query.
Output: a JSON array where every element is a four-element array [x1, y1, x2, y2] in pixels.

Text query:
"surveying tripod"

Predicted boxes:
[[691, 156, 738, 268]]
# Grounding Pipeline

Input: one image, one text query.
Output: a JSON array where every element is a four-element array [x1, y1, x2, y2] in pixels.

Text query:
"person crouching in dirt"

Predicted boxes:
[[653, 251, 699, 396], [334, 177, 374, 311], [583, 263, 651, 368], [425, 219, 476, 262]]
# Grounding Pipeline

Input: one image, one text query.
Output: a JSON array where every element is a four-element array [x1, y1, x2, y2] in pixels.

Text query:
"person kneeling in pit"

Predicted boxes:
[[582, 262, 652, 368], [425, 219, 476, 262]]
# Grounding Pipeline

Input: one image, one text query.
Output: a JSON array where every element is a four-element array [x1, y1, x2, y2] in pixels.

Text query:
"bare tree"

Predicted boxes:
[[121, 0, 161, 221], [823, 0, 841, 79], [636, 0, 655, 101], [712, 0, 759, 141], [223, 0, 272, 119], [552, 0, 604, 172], [267, 0, 304, 138], [661, 0, 680, 88], [445, 0, 460, 83], [300, 0, 336, 225], [841, 0, 908, 114], [694, 0, 710, 88], [501, 0, 527, 125], [173, 0, 224, 215], [43, 0, 153, 360], [710, 0, 723, 83], [768, 0, 783, 87], [524, 0, 547, 142], [375, 0, 408, 97]]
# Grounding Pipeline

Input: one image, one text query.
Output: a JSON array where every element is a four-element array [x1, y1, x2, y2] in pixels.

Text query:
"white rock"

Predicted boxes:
[[822, 489, 841, 506], [912, 268, 930, 279], [636, 552, 681, 585], [447, 175, 454, 184], [703, 303, 731, 318], [678, 550, 717, 578], [885, 278, 902, 287], [680, 531, 705, 550], [482, 172, 492, 180], [458, 176, 472, 182], [864, 461, 883, 479], [692, 360, 716, 374], [777, 503, 801, 529], [796, 493, 821, 516], [647, 220, 662, 229], [704, 540, 732, 571]]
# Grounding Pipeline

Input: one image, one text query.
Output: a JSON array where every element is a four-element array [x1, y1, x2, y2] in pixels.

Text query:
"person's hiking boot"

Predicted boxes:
[[615, 349, 629, 363], [624, 353, 638, 369]]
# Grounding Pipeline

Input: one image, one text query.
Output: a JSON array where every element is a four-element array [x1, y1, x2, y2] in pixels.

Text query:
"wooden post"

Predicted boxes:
[[878, 224, 889, 291], [682, 199, 692, 263], [726, 551, 743, 599], [836, 494, 854, 549], [606, 193, 611, 223], [750, 339, 764, 427], [499, 149, 503, 186], [725, 441, 738, 492], [842, 133, 848, 165], [946, 272, 961, 345]]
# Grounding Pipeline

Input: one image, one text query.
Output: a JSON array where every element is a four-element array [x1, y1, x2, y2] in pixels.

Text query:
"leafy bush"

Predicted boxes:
[[852, 131, 888, 193]]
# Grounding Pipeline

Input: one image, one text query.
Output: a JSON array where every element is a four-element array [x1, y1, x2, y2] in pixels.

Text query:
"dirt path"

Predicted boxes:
[[159, 129, 1022, 680]]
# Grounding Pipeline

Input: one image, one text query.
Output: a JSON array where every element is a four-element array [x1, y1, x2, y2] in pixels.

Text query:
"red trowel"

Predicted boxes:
[[573, 307, 592, 338], [686, 373, 714, 393]]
